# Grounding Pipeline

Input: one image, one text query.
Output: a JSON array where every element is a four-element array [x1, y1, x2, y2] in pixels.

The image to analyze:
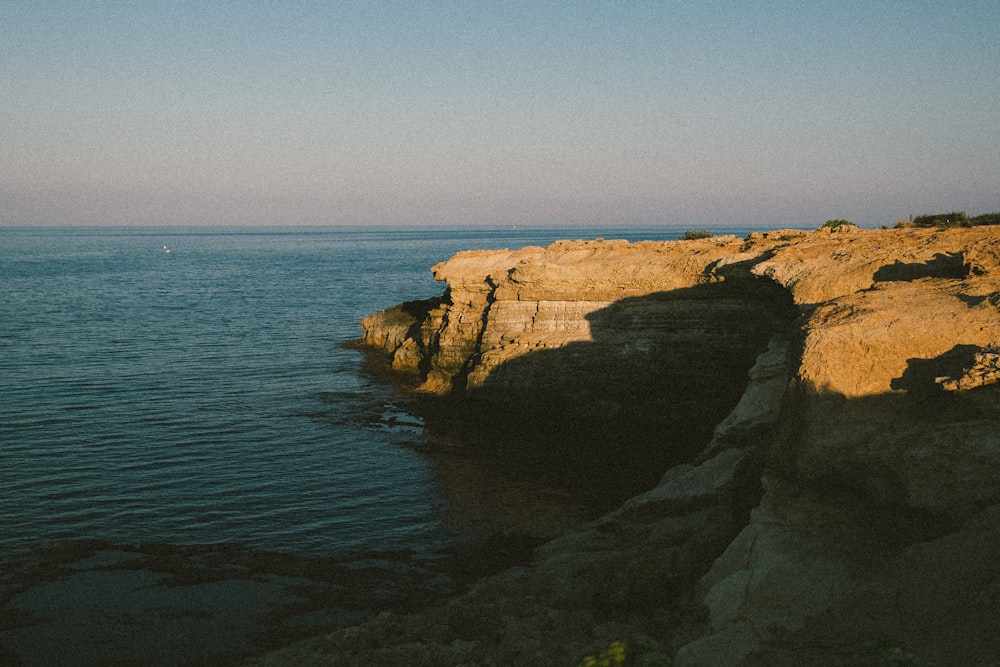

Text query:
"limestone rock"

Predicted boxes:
[[937, 344, 1000, 391], [675, 476, 894, 666], [259, 225, 1000, 666], [406, 236, 759, 395], [699, 334, 795, 459]]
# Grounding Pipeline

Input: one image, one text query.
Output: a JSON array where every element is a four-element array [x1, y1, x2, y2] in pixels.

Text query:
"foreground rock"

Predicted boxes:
[[254, 226, 1000, 666]]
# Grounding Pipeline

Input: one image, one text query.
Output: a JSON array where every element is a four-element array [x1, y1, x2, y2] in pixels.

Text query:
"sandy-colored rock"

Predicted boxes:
[[395, 236, 755, 395], [258, 226, 1000, 665]]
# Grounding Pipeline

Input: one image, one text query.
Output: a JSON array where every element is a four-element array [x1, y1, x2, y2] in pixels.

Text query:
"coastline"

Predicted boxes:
[[255, 225, 1000, 665]]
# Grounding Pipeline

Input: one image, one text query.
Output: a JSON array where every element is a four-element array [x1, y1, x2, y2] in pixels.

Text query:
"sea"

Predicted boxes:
[[0, 224, 753, 666]]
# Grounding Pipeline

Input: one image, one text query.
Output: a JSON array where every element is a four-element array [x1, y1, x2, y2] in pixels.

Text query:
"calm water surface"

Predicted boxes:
[[2, 224, 766, 665], [2, 225, 733, 558]]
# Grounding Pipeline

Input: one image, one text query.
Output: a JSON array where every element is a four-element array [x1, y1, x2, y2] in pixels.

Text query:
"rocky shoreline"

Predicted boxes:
[[254, 226, 1000, 665]]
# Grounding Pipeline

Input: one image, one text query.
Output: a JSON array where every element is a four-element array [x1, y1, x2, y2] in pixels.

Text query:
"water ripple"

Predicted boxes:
[[0, 228, 457, 556]]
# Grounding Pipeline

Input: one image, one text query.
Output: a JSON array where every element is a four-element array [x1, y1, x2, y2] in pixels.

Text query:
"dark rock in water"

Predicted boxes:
[[0, 540, 461, 667]]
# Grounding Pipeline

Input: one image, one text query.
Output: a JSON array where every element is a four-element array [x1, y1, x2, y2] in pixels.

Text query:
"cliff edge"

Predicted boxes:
[[255, 226, 1000, 666]]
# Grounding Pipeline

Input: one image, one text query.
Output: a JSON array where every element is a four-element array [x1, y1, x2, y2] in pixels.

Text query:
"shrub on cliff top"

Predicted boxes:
[[970, 211, 1000, 226], [680, 229, 713, 240], [896, 211, 1000, 228], [821, 219, 857, 230], [911, 211, 969, 228]]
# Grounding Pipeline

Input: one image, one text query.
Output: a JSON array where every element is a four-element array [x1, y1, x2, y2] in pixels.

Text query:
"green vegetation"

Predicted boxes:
[[911, 211, 969, 227], [970, 211, 1000, 226], [576, 641, 626, 667], [680, 229, 714, 240], [821, 219, 857, 229], [575, 637, 671, 667], [896, 210, 1000, 229]]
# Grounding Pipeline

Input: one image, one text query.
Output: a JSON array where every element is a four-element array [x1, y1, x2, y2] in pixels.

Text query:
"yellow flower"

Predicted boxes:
[[609, 641, 626, 664], [579, 640, 627, 667]]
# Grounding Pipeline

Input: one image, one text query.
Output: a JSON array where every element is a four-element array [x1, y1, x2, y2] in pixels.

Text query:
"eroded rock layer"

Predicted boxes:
[[258, 226, 1000, 666], [362, 236, 797, 498]]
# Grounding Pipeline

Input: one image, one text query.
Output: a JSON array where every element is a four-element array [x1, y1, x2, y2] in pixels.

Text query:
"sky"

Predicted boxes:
[[2, 1, 999, 228]]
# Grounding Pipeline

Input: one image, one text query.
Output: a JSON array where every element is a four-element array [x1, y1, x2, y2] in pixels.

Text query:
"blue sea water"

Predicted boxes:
[[2, 224, 774, 665], [1, 225, 733, 559]]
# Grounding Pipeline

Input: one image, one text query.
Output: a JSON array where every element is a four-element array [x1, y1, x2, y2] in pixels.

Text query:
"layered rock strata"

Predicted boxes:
[[257, 226, 1000, 666], [361, 236, 797, 498]]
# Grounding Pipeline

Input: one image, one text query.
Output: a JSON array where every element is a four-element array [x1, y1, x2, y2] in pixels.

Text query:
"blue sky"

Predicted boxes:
[[2, 1, 998, 227]]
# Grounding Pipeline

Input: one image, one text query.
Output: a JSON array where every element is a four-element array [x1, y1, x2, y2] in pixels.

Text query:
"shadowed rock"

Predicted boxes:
[[255, 225, 1000, 666]]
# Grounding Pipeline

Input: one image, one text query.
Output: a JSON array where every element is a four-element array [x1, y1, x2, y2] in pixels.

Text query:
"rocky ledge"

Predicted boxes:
[[254, 226, 1000, 666]]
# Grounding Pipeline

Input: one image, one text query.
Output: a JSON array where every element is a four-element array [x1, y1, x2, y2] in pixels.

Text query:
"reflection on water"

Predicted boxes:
[[429, 444, 593, 545]]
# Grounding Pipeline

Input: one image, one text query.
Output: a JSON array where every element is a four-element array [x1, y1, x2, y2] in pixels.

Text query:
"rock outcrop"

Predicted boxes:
[[361, 236, 798, 499], [256, 226, 1000, 666]]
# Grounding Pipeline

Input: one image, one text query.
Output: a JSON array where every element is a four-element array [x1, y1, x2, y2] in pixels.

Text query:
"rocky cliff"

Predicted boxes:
[[255, 226, 1000, 666]]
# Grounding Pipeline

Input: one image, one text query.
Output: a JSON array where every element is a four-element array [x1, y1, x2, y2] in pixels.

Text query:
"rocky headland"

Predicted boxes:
[[253, 226, 1000, 666]]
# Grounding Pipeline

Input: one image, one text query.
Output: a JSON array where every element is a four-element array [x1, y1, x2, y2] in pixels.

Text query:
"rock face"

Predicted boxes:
[[257, 226, 1000, 666], [362, 236, 797, 498]]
